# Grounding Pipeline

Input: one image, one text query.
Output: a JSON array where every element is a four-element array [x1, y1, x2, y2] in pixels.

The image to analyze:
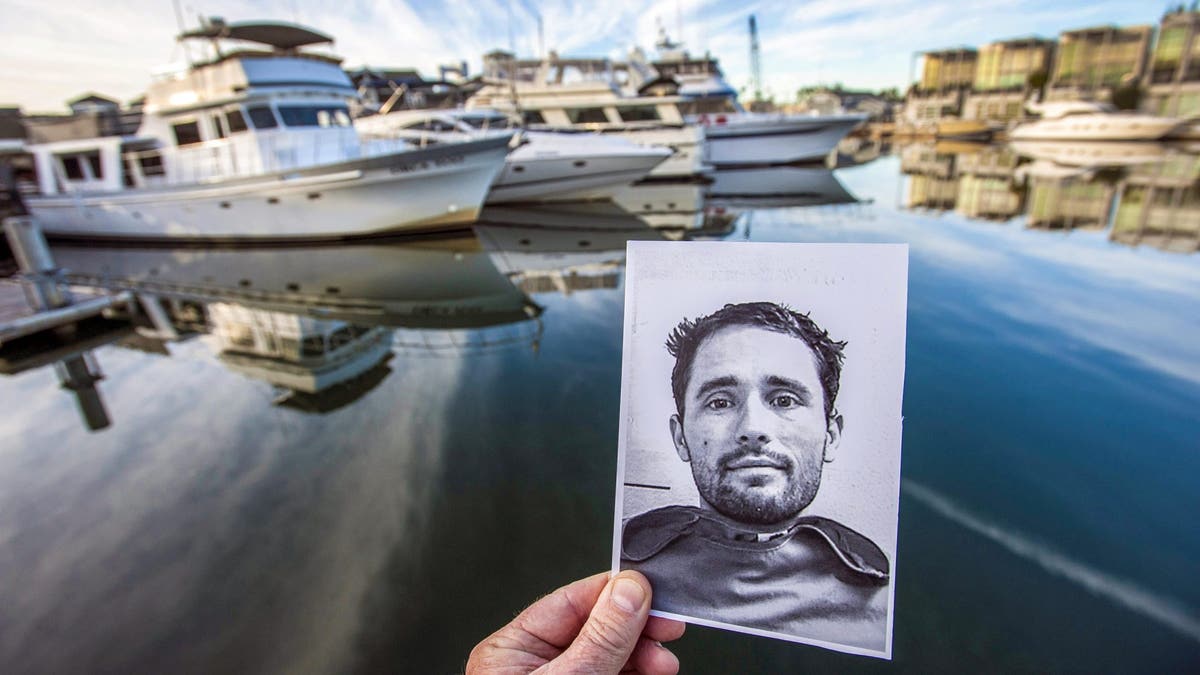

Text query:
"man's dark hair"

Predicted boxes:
[[666, 302, 846, 419]]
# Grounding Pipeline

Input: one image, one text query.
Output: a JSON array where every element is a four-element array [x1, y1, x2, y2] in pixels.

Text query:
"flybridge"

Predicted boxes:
[[142, 19, 353, 115]]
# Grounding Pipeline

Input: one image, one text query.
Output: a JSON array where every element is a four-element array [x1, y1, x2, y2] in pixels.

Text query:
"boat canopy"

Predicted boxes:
[[179, 20, 333, 50]]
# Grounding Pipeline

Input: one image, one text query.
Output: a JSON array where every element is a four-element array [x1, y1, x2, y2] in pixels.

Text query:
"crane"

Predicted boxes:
[[749, 15, 763, 104]]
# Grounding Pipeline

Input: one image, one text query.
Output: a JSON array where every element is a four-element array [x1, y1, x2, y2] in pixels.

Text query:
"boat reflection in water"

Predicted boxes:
[[611, 164, 859, 234], [36, 205, 678, 426], [900, 140, 1200, 254]]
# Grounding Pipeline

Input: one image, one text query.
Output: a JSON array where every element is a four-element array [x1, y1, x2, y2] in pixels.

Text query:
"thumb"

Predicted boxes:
[[551, 571, 651, 673]]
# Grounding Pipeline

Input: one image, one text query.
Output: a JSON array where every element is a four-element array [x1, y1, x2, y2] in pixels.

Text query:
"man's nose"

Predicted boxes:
[[736, 398, 772, 446]]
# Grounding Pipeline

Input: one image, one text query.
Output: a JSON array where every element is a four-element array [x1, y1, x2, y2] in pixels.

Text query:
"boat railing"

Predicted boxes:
[[117, 132, 420, 189]]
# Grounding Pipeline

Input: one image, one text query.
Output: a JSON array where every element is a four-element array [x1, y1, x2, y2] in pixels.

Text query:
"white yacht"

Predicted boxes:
[[23, 19, 512, 242], [1011, 101, 1182, 141], [644, 32, 867, 166], [355, 109, 670, 203], [467, 51, 711, 178]]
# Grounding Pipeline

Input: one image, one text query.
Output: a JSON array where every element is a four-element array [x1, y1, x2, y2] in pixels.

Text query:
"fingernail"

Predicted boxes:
[[611, 576, 645, 613]]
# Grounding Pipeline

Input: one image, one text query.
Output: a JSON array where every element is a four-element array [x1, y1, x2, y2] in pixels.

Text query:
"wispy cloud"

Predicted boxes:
[[0, 0, 1162, 111]]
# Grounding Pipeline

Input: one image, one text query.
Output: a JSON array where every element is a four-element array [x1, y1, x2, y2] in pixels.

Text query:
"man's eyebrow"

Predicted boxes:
[[693, 376, 739, 399], [765, 375, 813, 400]]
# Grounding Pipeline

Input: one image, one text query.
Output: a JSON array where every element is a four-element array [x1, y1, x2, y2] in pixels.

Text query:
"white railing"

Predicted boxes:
[[120, 130, 419, 189]]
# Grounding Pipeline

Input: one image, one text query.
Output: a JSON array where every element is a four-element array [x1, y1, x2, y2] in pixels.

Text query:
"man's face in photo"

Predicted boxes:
[[671, 326, 842, 526]]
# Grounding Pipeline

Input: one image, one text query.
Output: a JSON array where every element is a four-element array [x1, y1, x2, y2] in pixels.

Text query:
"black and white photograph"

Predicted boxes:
[[612, 242, 908, 659]]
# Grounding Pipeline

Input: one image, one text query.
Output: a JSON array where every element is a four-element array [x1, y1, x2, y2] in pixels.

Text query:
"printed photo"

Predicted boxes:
[[612, 241, 908, 659]]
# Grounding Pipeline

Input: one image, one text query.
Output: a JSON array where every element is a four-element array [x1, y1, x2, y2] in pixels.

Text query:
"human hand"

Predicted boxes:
[[466, 570, 686, 674]]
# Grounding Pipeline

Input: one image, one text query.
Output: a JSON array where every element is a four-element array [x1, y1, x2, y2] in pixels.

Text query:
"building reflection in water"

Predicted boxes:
[[900, 140, 1200, 253]]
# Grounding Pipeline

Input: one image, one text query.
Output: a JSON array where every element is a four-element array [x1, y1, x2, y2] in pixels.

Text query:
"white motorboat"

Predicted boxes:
[[356, 109, 670, 203], [24, 19, 512, 242], [468, 52, 711, 178], [1010, 101, 1182, 141], [642, 30, 866, 165], [469, 39, 865, 170], [692, 112, 868, 166]]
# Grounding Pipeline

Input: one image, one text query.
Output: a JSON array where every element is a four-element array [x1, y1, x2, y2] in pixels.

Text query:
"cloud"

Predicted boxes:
[[0, 0, 1163, 111]]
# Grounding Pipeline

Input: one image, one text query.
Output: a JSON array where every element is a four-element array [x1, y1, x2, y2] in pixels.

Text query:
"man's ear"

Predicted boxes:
[[670, 413, 690, 462], [824, 412, 843, 463]]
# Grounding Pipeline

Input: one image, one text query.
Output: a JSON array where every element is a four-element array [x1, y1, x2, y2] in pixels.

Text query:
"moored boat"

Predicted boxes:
[[356, 109, 670, 203], [23, 19, 512, 242]]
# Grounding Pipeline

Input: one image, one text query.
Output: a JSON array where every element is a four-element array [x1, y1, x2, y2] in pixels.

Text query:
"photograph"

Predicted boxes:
[[612, 241, 909, 659]]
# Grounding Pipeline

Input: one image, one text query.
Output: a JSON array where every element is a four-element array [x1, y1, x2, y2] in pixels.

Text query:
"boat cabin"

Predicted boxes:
[[26, 19, 389, 196]]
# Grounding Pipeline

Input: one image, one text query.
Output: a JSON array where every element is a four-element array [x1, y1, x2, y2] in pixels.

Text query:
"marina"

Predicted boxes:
[[2, 4, 1200, 674]]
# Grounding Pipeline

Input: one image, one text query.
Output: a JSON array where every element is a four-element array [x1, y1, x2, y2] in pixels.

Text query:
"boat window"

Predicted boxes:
[[617, 106, 660, 122], [139, 153, 165, 177], [567, 107, 609, 124], [522, 110, 545, 125], [172, 121, 203, 147], [60, 155, 84, 180], [247, 106, 279, 129], [678, 98, 739, 115], [277, 105, 353, 128], [461, 115, 511, 129], [301, 335, 326, 357], [226, 109, 249, 133], [401, 118, 458, 132], [85, 152, 103, 179]]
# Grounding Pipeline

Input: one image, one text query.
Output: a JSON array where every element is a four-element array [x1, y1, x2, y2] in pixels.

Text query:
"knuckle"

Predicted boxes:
[[577, 613, 632, 659]]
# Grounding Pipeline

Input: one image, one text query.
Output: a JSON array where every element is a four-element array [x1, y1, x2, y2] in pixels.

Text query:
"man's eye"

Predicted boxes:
[[706, 398, 732, 410], [772, 394, 799, 408]]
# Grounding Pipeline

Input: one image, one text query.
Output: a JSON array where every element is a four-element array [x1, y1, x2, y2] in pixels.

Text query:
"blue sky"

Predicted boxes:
[[0, 0, 1160, 112]]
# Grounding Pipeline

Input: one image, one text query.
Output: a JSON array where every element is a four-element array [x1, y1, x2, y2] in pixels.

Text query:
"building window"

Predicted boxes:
[[522, 110, 546, 125], [247, 106, 279, 129], [211, 113, 226, 139], [172, 120, 203, 146], [567, 107, 609, 124], [227, 109, 248, 133]]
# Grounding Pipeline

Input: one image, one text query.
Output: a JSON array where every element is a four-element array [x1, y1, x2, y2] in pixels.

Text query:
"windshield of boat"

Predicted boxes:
[[459, 115, 514, 130], [276, 105, 352, 128]]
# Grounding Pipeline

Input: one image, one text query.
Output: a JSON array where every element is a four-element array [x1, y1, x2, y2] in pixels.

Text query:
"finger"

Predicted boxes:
[[628, 636, 680, 675], [510, 571, 610, 650], [553, 571, 651, 672], [643, 616, 686, 643]]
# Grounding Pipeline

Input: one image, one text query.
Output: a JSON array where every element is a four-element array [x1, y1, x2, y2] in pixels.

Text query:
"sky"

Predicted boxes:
[[0, 0, 1161, 113]]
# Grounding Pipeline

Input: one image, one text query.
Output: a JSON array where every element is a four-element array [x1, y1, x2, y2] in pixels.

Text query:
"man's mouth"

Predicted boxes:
[[725, 455, 788, 471]]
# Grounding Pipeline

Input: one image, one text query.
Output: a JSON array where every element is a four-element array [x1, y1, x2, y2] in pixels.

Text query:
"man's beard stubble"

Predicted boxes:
[[695, 447, 824, 526]]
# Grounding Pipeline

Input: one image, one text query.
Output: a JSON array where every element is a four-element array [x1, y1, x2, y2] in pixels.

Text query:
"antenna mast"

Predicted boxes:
[[749, 15, 763, 102]]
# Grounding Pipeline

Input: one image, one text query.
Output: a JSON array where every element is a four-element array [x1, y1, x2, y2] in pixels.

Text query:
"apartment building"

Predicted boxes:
[[906, 48, 977, 121], [1046, 24, 1153, 103], [964, 38, 1055, 124], [1141, 9, 1200, 119]]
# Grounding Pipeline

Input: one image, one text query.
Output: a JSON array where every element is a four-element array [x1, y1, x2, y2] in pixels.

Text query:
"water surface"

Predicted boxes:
[[1, 150, 1198, 673]]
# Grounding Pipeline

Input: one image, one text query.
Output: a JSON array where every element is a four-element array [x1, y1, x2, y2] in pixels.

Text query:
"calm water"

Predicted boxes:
[[1, 148, 1198, 673]]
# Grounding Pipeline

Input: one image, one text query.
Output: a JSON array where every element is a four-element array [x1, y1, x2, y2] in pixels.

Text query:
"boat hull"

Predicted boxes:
[[698, 114, 865, 166], [27, 137, 512, 242], [611, 126, 709, 178], [487, 151, 668, 203]]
